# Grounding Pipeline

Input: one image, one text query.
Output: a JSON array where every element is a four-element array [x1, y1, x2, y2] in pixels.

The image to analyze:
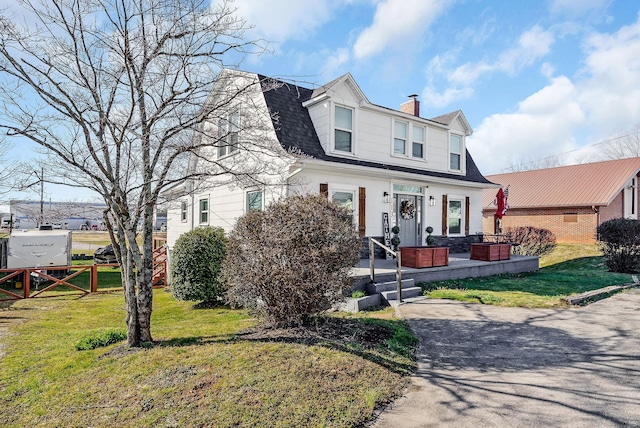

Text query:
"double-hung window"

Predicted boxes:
[[217, 112, 240, 158], [180, 201, 187, 223], [412, 125, 425, 159], [334, 106, 353, 152], [450, 134, 462, 170], [393, 121, 407, 155], [246, 190, 263, 212], [199, 198, 209, 224]]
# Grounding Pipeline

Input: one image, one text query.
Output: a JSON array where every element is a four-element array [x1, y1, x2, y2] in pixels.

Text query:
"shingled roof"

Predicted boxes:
[[483, 157, 640, 209], [258, 74, 493, 186]]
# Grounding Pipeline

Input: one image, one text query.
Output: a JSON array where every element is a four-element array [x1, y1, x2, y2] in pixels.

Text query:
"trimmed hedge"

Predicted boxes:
[[597, 218, 640, 273], [171, 226, 227, 303]]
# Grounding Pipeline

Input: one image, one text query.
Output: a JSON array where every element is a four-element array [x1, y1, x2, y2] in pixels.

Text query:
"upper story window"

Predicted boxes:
[[180, 201, 187, 222], [334, 105, 353, 153], [412, 125, 425, 159], [217, 112, 240, 158], [246, 190, 263, 212], [199, 198, 209, 224], [450, 133, 462, 171], [393, 121, 407, 155]]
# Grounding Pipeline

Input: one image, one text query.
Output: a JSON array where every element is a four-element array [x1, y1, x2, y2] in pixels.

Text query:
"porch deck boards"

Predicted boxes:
[[352, 253, 539, 288]]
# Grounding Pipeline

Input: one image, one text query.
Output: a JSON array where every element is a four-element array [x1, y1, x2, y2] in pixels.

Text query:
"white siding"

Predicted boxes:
[[290, 165, 485, 243]]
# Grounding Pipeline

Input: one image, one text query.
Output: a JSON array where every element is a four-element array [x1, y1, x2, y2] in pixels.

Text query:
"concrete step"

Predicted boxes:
[[381, 286, 423, 302], [388, 295, 429, 308], [366, 278, 415, 294]]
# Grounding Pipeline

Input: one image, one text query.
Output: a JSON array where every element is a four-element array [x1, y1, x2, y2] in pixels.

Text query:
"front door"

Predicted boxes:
[[395, 194, 420, 247]]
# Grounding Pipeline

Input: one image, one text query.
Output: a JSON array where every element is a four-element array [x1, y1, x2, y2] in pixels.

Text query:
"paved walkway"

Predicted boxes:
[[372, 289, 640, 427]]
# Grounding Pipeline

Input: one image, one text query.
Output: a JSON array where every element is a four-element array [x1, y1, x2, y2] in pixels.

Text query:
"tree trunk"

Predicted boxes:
[[136, 205, 156, 343]]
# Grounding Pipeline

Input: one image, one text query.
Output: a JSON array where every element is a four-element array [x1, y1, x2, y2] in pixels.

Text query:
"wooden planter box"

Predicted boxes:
[[400, 246, 449, 268], [470, 243, 511, 261]]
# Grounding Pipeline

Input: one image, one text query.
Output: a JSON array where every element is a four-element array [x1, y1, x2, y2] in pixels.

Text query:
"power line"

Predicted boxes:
[[491, 129, 640, 174]]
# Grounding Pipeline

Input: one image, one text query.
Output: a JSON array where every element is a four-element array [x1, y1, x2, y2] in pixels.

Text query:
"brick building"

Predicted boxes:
[[482, 158, 640, 244]]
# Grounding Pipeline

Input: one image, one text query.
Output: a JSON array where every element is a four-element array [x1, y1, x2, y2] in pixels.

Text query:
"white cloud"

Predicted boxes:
[[467, 76, 585, 173], [449, 26, 554, 86], [353, 0, 452, 59], [320, 48, 351, 78], [549, 0, 610, 18], [578, 15, 640, 134], [421, 86, 474, 109], [229, 0, 342, 42]]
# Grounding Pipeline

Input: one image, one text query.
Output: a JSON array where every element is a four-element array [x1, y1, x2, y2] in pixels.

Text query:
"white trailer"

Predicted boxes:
[[7, 230, 72, 269]]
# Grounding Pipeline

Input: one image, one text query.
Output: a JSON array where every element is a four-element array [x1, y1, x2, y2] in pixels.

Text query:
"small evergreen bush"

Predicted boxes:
[[223, 194, 361, 327], [503, 226, 556, 257], [597, 218, 640, 273], [171, 226, 227, 304], [75, 329, 127, 350]]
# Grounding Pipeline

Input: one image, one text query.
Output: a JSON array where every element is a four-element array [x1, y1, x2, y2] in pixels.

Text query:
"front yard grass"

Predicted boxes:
[[0, 290, 416, 427], [422, 244, 633, 307]]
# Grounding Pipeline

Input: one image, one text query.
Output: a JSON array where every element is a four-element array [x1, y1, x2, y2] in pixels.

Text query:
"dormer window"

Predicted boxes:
[[217, 112, 240, 158], [393, 121, 407, 155], [334, 105, 353, 152], [450, 133, 462, 170]]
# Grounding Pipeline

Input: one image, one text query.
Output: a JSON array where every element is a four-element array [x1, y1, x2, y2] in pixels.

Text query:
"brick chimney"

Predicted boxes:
[[400, 94, 420, 117]]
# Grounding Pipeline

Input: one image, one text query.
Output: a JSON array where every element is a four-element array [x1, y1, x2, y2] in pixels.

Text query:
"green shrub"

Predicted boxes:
[[503, 226, 556, 256], [223, 194, 361, 327], [351, 290, 366, 299], [171, 226, 227, 303], [597, 218, 640, 273], [75, 329, 127, 350]]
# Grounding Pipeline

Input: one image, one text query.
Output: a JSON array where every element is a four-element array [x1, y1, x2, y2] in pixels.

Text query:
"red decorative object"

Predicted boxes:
[[400, 247, 449, 268], [494, 188, 508, 219], [470, 243, 511, 261]]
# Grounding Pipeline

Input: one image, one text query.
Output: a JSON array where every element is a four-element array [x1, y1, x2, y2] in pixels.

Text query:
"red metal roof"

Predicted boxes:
[[482, 157, 640, 209]]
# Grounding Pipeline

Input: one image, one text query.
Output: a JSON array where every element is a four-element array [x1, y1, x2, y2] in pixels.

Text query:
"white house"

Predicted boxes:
[[166, 69, 497, 256]]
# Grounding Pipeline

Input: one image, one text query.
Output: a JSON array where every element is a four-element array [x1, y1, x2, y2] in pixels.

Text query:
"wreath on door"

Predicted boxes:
[[400, 199, 416, 220]]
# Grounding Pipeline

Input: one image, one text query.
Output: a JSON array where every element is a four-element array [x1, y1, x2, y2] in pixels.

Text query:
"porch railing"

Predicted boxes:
[[368, 238, 402, 303]]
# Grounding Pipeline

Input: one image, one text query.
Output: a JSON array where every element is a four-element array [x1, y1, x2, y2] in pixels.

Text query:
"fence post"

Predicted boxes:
[[90, 264, 98, 293], [23, 269, 30, 299]]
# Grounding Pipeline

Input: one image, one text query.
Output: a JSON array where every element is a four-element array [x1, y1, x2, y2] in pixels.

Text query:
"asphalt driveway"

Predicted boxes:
[[373, 289, 640, 427]]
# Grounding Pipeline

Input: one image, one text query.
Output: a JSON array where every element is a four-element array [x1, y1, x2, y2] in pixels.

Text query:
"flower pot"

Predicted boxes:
[[470, 243, 511, 261], [400, 246, 449, 268]]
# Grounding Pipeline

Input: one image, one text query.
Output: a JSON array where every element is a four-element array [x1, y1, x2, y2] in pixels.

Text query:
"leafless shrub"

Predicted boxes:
[[223, 194, 361, 327], [504, 226, 557, 257]]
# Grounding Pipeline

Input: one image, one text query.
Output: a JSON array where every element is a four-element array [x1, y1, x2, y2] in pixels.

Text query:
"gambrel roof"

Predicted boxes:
[[483, 157, 640, 209], [258, 74, 493, 186]]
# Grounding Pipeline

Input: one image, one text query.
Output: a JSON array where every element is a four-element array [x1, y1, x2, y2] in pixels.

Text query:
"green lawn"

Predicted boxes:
[[422, 244, 633, 307], [0, 290, 416, 427]]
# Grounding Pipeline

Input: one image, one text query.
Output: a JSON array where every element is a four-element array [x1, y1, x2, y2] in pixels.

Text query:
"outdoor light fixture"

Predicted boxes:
[[429, 196, 436, 206], [383, 191, 390, 203]]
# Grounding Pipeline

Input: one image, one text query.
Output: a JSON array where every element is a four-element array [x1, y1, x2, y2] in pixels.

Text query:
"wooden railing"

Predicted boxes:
[[369, 238, 403, 303], [0, 241, 168, 301]]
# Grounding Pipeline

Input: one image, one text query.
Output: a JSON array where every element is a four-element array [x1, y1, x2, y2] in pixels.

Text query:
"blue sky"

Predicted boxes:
[[235, 0, 640, 173], [4, 0, 640, 203]]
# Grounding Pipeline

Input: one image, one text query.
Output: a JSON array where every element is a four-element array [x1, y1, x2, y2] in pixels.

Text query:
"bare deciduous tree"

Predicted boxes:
[[504, 153, 566, 172], [0, 0, 280, 346], [595, 126, 640, 160]]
